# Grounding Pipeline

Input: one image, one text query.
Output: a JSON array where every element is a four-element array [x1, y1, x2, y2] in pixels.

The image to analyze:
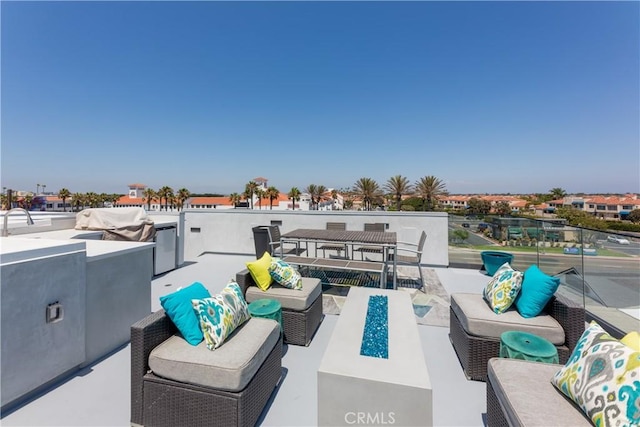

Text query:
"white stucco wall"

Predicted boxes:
[[181, 210, 449, 267]]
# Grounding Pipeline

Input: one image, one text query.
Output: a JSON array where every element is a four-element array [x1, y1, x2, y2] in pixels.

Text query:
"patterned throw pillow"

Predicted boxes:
[[483, 262, 523, 314], [246, 251, 274, 291], [269, 258, 302, 290], [551, 321, 640, 427], [191, 281, 250, 350]]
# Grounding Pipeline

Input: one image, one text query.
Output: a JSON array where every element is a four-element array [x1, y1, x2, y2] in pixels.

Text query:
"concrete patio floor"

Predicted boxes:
[[2, 253, 490, 426]]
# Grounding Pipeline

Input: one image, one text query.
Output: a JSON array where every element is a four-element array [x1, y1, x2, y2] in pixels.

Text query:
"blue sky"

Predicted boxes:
[[2, 1, 638, 196]]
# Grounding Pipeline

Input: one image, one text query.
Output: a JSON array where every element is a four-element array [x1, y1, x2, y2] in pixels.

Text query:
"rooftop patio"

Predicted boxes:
[[1, 252, 489, 426], [1, 209, 637, 426]]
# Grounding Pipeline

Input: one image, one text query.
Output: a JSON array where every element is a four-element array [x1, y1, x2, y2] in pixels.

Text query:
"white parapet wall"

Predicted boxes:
[[181, 210, 450, 267]]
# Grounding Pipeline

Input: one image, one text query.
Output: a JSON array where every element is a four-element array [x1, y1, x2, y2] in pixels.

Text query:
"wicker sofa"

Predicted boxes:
[[236, 269, 323, 346], [131, 310, 282, 427], [486, 357, 592, 426], [449, 292, 584, 381]]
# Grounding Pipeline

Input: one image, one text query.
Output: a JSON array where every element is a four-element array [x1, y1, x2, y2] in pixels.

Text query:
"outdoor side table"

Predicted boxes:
[[248, 299, 282, 332], [499, 331, 559, 364]]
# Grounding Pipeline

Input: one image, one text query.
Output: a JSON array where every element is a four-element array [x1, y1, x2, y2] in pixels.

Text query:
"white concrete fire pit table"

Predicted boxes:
[[317, 287, 432, 426]]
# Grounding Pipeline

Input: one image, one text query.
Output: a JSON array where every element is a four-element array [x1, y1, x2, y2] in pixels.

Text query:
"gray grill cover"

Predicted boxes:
[[75, 207, 156, 242]]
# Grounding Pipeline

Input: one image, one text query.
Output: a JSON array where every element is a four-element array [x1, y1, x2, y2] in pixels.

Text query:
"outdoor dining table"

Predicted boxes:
[[280, 228, 397, 288]]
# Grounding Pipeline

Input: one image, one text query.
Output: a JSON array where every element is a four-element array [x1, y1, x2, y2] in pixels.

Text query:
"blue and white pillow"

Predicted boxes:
[[269, 259, 302, 290], [551, 321, 640, 426], [191, 281, 250, 350], [483, 263, 523, 314]]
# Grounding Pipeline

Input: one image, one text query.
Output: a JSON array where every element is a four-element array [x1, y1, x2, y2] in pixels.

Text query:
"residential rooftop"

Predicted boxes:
[[1, 208, 638, 426]]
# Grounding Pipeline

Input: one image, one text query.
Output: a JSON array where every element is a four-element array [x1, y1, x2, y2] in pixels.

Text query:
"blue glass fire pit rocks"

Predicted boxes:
[[360, 295, 388, 359]]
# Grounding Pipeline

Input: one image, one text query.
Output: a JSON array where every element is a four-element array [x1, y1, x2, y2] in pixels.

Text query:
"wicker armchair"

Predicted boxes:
[[236, 269, 323, 346], [131, 310, 282, 427], [449, 293, 584, 382]]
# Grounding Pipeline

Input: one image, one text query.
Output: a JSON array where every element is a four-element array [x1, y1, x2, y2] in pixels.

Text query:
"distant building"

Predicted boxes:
[[187, 197, 234, 209], [115, 184, 161, 210]]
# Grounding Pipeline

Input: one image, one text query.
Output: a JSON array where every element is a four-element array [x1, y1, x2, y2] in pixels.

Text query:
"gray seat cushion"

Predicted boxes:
[[451, 293, 565, 345], [149, 317, 280, 392], [245, 277, 321, 311], [488, 358, 591, 426]]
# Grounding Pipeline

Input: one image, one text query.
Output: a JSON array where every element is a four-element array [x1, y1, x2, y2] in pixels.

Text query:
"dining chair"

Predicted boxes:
[[316, 222, 349, 259], [353, 223, 386, 260], [267, 225, 306, 257], [391, 230, 427, 290]]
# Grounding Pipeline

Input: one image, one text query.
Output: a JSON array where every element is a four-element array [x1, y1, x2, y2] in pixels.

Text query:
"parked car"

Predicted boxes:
[[477, 223, 489, 232], [607, 235, 631, 245]]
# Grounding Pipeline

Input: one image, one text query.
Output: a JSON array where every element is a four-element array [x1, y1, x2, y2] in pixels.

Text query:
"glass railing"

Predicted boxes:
[[448, 215, 640, 336]]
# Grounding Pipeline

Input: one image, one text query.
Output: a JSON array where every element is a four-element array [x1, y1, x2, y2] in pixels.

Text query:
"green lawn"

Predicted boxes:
[[454, 244, 631, 258]]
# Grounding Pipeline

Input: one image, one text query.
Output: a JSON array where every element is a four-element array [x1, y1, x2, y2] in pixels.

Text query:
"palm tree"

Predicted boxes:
[[157, 186, 173, 211], [21, 193, 34, 210], [82, 192, 97, 208], [266, 186, 279, 210], [244, 181, 258, 210], [414, 176, 448, 211], [353, 177, 380, 211], [99, 193, 109, 207], [156, 187, 167, 211], [316, 185, 327, 209], [384, 175, 413, 211], [72, 193, 85, 212], [176, 188, 190, 211], [254, 187, 265, 210], [229, 192, 241, 209], [288, 187, 301, 210], [331, 189, 338, 209], [304, 184, 318, 210], [549, 188, 567, 200], [58, 188, 71, 212], [142, 188, 156, 211]]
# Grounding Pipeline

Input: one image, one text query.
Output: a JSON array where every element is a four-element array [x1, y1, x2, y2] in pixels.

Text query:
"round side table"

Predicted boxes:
[[499, 331, 559, 364], [248, 299, 282, 332]]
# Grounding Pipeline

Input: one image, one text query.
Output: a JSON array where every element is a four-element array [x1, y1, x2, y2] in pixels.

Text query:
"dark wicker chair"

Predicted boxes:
[[131, 310, 282, 427], [449, 293, 584, 382], [236, 269, 323, 346]]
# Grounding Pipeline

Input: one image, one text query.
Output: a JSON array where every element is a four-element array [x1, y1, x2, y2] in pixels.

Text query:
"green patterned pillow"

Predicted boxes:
[[191, 281, 250, 350], [269, 258, 302, 290], [483, 262, 523, 314], [551, 321, 640, 426]]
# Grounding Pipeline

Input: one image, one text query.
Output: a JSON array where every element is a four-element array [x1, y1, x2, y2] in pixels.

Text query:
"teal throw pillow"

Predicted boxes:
[[515, 265, 560, 318], [269, 258, 302, 290], [159, 282, 211, 345]]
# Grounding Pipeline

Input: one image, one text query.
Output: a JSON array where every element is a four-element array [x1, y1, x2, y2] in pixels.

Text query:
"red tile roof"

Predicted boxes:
[[189, 197, 233, 206]]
